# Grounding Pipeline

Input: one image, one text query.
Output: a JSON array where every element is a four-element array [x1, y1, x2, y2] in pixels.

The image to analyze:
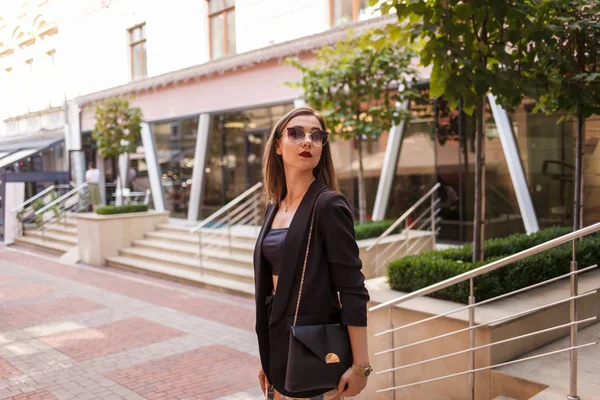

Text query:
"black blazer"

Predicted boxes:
[[253, 179, 370, 398]]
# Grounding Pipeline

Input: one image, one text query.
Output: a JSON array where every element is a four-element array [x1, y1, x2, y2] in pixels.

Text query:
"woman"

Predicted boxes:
[[254, 107, 372, 400], [86, 162, 101, 212]]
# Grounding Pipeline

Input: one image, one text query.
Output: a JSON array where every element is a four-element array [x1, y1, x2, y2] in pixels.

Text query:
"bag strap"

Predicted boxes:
[[292, 190, 327, 327]]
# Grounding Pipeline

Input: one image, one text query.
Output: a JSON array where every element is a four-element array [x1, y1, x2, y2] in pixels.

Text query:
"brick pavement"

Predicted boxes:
[[0, 246, 264, 400]]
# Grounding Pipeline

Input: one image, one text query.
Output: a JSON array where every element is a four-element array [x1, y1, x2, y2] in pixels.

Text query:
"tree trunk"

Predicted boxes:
[[573, 105, 584, 231], [356, 134, 367, 225], [473, 96, 486, 262]]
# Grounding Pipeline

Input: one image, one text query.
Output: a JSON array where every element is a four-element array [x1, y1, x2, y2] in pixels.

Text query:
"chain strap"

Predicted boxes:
[[292, 190, 326, 327]]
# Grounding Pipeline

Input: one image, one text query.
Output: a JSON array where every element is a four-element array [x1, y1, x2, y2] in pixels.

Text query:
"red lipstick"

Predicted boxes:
[[299, 151, 313, 158]]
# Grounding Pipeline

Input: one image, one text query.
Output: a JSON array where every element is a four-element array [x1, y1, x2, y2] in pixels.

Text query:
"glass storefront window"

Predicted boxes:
[[203, 103, 294, 218], [151, 116, 199, 218]]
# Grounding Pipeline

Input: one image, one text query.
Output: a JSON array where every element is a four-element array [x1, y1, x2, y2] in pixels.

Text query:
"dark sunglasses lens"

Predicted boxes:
[[310, 130, 322, 144], [315, 131, 328, 145], [287, 127, 303, 144]]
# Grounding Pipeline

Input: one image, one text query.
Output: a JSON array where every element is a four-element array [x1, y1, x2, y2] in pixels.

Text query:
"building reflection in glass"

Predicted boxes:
[[203, 104, 293, 218]]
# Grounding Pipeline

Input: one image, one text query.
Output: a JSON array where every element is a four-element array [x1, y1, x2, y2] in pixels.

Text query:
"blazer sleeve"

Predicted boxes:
[[319, 192, 370, 326]]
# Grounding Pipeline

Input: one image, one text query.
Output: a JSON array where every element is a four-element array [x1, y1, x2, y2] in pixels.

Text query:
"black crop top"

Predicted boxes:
[[262, 227, 288, 276]]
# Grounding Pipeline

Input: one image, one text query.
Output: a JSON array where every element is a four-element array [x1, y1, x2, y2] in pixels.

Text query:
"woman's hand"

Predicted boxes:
[[337, 367, 368, 397], [258, 366, 269, 396]]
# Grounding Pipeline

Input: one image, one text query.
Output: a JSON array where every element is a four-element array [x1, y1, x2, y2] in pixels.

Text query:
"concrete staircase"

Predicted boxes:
[[105, 223, 259, 297], [14, 218, 78, 255]]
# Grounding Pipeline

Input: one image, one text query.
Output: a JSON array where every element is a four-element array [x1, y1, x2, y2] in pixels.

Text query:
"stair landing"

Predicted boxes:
[[496, 321, 600, 399]]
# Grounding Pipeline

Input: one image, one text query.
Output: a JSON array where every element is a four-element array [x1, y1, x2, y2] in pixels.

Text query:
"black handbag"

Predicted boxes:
[[284, 191, 353, 393]]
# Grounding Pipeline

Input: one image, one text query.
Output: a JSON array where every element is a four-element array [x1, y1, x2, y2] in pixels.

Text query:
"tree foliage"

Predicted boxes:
[[380, 0, 543, 114], [531, 0, 600, 118], [287, 31, 418, 137], [93, 96, 143, 159]]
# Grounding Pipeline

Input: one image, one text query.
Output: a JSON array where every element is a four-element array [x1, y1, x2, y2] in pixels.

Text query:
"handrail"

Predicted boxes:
[[366, 182, 440, 252], [369, 220, 600, 312], [377, 316, 597, 375], [377, 342, 597, 393], [375, 264, 598, 337], [11, 184, 71, 213], [190, 182, 263, 233], [376, 290, 597, 355], [35, 183, 88, 216]]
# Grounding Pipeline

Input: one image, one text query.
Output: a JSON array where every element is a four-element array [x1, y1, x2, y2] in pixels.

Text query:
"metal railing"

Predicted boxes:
[[365, 183, 441, 276], [190, 182, 264, 275], [369, 221, 600, 399], [12, 183, 73, 214], [13, 183, 74, 237], [29, 183, 89, 240]]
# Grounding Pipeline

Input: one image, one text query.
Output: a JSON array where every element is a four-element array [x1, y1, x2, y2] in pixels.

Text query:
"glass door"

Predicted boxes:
[[244, 129, 268, 190]]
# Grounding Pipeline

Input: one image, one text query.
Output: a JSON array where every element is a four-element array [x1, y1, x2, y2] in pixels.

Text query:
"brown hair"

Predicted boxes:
[[262, 106, 339, 203]]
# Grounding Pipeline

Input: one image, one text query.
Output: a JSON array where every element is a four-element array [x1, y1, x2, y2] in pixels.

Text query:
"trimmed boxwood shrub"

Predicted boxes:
[[96, 204, 148, 215], [387, 226, 600, 304], [354, 220, 400, 240]]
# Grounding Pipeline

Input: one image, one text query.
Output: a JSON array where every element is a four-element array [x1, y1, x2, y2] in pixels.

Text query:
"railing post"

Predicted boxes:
[[568, 239, 580, 400], [227, 212, 233, 256], [375, 247, 380, 277], [430, 194, 436, 249], [198, 230, 204, 276], [468, 277, 475, 400], [389, 307, 396, 400]]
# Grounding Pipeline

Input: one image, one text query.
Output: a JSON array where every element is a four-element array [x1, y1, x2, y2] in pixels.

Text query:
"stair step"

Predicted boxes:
[[45, 224, 77, 235], [131, 239, 253, 266], [119, 247, 254, 282], [15, 236, 72, 254], [105, 256, 255, 297], [157, 223, 259, 240], [145, 231, 256, 251], [24, 230, 78, 246], [493, 397, 517, 400]]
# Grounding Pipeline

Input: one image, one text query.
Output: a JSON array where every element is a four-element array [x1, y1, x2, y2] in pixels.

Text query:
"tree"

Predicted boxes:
[[530, 0, 600, 231], [286, 30, 418, 224], [382, 0, 542, 261], [93, 96, 143, 204]]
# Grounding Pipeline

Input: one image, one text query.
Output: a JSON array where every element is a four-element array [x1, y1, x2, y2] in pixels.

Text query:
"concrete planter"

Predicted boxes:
[[75, 211, 169, 265], [358, 231, 435, 279]]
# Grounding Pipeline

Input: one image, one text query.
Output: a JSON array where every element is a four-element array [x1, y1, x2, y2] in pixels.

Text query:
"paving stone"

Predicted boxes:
[[0, 247, 262, 400]]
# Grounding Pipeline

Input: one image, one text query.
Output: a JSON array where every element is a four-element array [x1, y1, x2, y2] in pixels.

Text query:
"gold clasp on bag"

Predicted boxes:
[[326, 353, 340, 364]]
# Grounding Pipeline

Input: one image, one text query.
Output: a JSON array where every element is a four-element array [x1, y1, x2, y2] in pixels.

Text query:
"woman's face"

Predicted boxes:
[[276, 114, 324, 173]]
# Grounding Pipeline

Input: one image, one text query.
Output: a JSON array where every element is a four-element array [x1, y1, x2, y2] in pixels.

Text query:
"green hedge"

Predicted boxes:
[[388, 226, 600, 304], [96, 204, 148, 215], [354, 220, 400, 240]]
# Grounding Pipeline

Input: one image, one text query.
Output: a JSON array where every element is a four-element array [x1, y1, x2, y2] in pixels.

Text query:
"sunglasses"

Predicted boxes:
[[282, 126, 330, 146]]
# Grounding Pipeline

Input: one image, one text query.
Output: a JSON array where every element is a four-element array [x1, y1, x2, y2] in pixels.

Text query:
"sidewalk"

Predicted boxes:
[[0, 246, 264, 400]]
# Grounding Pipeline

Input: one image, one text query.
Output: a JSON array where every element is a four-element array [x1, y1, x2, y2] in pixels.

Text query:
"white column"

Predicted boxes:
[[4, 182, 25, 244], [141, 122, 166, 212], [371, 100, 409, 221], [67, 101, 85, 185], [488, 93, 539, 234], [187, 114, 211, 222]]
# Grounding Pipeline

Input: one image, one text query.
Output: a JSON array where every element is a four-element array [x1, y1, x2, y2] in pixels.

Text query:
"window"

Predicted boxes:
[[208, 0, 236, 59], [330, 0, 370, 27], [129, 23, 147, 80]]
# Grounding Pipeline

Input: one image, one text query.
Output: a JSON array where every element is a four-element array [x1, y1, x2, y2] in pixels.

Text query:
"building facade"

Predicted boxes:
[[2, 0, 599, 244]]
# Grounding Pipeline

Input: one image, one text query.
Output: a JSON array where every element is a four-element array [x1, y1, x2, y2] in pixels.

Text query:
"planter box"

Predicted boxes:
[[75, 211, 169, 265], [358, 230, 435, 279]]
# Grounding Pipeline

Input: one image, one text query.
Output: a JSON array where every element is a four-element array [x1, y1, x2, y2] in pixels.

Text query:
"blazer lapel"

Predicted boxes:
[[269, 179, 328, 326]]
